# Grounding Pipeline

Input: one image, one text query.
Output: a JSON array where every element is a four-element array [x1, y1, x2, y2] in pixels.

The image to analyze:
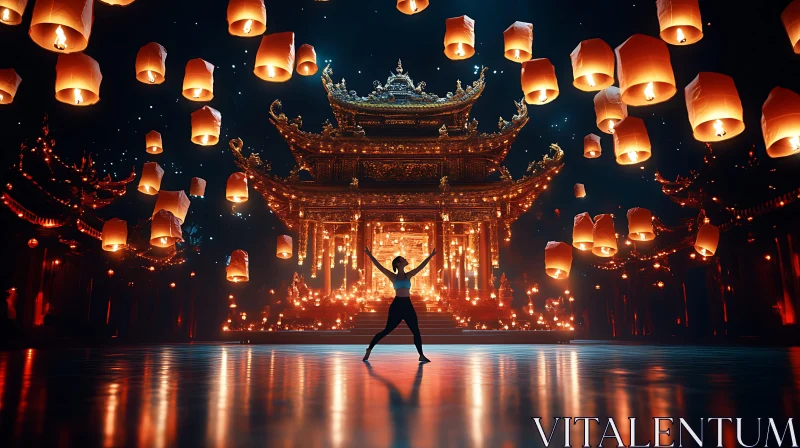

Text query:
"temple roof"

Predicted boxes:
[[321, 61, 487, 135]]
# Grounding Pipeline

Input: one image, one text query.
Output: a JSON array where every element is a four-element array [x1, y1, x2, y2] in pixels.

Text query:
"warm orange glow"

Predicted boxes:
[[583, 133, 602, 158], [255, 32, 296, 82], [150, 210, 183, 248], [135, 42, 167, 85], [594, 87, 628, 134], [276, 235, 293, 259], [397, 0, 428, 15], [615, 34, 676, 106], [592, 214, 618, 257], [784, 0, 800, 54], [189, 177, 207, 197], [27, 238, 38, 249], [102, 218, 128, 252], [761, 87, 800, 158], [226, 172, 249, 203], [55, 53, 102, 106], [138, 162, 164, 195], [572, 212, 594, 251], [227, 0, 267, 37], [613, 117, 651, 165], [107, 269, 114, 276], [227, 250, 250, 282], [545, 241, 573, 279], [503, 21, 533, 62], [685, 72, 745, 142], [30, 0, 93, 53], [0, 1, 25, 25], [444, 15, 475, 60], [145, 130, 163, 154], [657, 0, 703, 45], [182, 59, 214, 101], [570, 38, 615, 91], [0, 68, 22, 105], [626, 208, 655, 241], [573, 183, 586, 199], [191, 106, 222, 146], [521, 58, 559, 105], [694, 223, 720, 256], [296, 44, 318, 76], [152, 191, 191, 224]]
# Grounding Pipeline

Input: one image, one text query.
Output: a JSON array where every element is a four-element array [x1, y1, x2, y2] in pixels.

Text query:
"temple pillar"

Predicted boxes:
[[434, 220, 444, 295], [479, 221, 492, 294], [357, 220, 366, 293], [322, 229, 331, 297], [458, 244, 466, 294]]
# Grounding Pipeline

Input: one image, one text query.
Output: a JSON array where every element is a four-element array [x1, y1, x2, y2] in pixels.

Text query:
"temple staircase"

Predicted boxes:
[[349, 297, 463, 336]]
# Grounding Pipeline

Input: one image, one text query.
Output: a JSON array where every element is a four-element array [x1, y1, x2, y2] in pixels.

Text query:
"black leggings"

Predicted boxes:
[[368, 297, 423, 354]]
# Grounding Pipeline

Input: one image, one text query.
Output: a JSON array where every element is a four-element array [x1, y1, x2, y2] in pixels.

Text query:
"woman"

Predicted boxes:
[[363, 246, 436, 362]]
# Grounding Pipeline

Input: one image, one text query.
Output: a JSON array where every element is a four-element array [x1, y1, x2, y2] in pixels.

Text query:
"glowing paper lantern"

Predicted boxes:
[[503, 21, 533, 62], [592, 214, 618, 257], [521, 58, 559, 105], [99, 0, 135, 5], [544, 241, 572, 280], [657, 0, 703, 46], [227, 250, 250, 282], [226, 172, 248, 202], [574, 184, 586, 198], [152, 190, 191, 224], [694, 223, 719, 256], [613, 117, 651, 165], [594, 87, 628, 134], [138, 162, 164, 195], [784, 0, 800, 54], [684, 72, 745, 142], [255, 32, 295, 82], [145, 130, 163, 154], [55, 53, 102, 106], [191, 106, 222, 146], [615, 34, 676, 106], [190, 177, 206, 197], [227, 0, 266, 37], [0, 0, 27, 25], [570, 38, 615, 92], [101, 218, 127, 252], [396, 0, 428, 15], [29, 0, 92, 53], [296, 44, 318, 76], [572, 212, 594, 251], [182, 59, 214, 101], [0, 68, 21, 105], [135, 42, 167, 85], [627, 207, 655, 241], [584, 134, 602, 158], [443, 15, 475, 60], [761, 87, 800, 158], [277, 235, 292, 259], [150, 209, 183, 248]]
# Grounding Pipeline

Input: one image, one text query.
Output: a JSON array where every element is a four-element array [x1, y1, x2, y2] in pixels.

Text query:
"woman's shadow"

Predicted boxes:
[[364, 361, 424, 447]]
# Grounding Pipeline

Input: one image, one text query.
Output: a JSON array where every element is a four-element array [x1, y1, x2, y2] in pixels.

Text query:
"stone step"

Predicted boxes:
[[349, 327, 463, 335]]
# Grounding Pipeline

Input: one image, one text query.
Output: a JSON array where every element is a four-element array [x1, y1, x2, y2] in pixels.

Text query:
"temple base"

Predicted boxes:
[[220, 330, 574, 344]]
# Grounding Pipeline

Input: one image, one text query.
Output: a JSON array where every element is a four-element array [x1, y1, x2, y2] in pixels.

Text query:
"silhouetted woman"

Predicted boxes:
[[363, 247, 436, 362]]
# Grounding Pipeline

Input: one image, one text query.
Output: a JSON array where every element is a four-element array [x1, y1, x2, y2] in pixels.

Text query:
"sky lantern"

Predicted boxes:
[[573, 183, 586, 198], [190, 177, 206, 197], [138, 162, 164, 195], [255, 32, 295, 82], [55, 53, 102, 106], [685, 72, 745, 142], [150, 209, 183, 248], [657, 0, 703, 46], [594, 87, 628, 134], [503, 21, 533, 62], [572, 212, 594, 251], [613, 116, 651, 165], [182, 59, 214, 101], [29, 0, 92, 53], [544, 241, 572, 280], [443, 15, 475, 60], [145, 130, 163, 154], [227, 0, 267, 37], [784, 0, 800, 54], [592, 214, 618, 257], [0, 68, 21, 105], [296, 44, 318, 76], [277, 235, 293, 259], [396, 0, 428, 15], [521, 58, 559, 105], [615, 34, 676, 106], [101, 218, 127, 252], [152, 190, 191, 224], [627, 207, 655, 241], [227, 250, 250, 282], [584, 134, 602, 158], [761, 87, 800, 158], [694, 223, 719, 256], [570, 38, 615, 91], [135, 42, 167, 85], [191, 106, 221, 146], [98, 0, 135, 5], [226, 172, 248, 202], [0, 0, 27, 25]]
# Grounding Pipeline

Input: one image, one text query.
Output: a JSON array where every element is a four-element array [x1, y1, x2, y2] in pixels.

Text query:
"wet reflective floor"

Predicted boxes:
[[1, 343, 799, 447]]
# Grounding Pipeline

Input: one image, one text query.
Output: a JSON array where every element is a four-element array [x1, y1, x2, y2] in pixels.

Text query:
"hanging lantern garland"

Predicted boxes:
[[29, 0, 93, 53], [227, 0, 267, 37], [0, 68, 21, 105], [761, 87, 800, 159], [503, 21, 533, 62], [0, 0, 27, 25], [684, 72, 745, 142], [570, 38, 615, 92], [656, 0, 703, 46], [521, 58, 559, 105], [615, 34, 676, 106], [443, 15, 475, 60], [255, 32, 295, 82], [135, 42, 167, 85]]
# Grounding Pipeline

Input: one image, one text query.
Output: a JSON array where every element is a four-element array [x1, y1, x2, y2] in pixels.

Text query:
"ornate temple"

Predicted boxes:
[[230, 61, 563, 299]]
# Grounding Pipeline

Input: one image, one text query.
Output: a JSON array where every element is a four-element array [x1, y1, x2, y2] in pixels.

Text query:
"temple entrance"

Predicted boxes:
[[368, 221, 434, 298]]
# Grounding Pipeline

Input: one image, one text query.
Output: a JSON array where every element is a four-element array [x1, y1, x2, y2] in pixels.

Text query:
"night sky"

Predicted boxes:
[[1, 1, 798, 316]]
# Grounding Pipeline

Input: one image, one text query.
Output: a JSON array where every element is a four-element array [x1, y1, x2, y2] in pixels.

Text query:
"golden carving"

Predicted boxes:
[[362, 161, 439, 180]]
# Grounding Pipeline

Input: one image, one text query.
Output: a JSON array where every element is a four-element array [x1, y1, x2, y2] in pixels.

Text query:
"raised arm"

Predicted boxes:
[[407, 248, 437, 278], [364, 247, 395, 280]]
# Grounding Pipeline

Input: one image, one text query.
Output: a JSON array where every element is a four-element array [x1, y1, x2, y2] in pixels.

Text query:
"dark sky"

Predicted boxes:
[[1, 0, 799, 308]]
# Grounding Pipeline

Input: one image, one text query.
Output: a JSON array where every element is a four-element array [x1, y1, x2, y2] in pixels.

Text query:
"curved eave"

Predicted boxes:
[[326, 83, 485, 115]]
